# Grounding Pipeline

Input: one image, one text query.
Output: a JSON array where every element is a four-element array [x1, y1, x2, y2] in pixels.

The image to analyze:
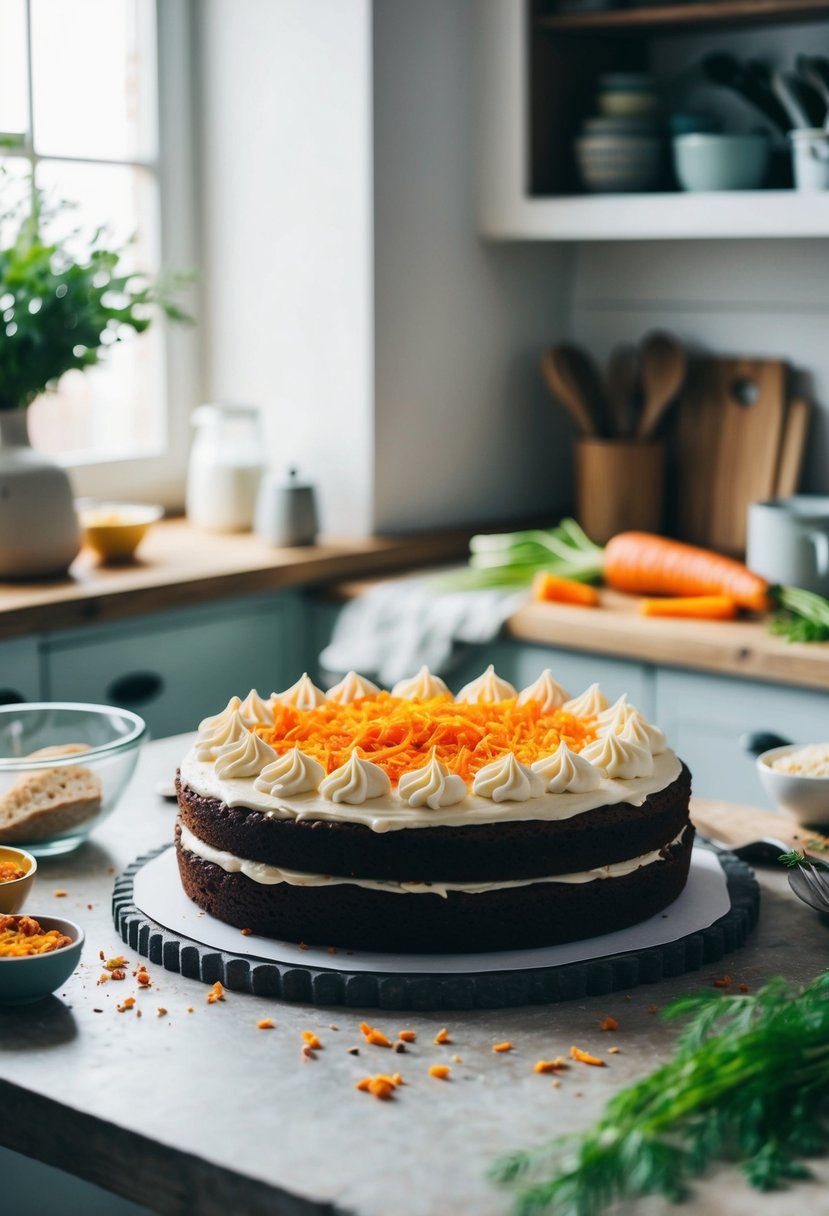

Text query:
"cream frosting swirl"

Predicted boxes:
[[580, 732, 654, 779], [320, 750, 391, 804], [472, 752, 544, 802], [254, 747, 325, 797], [457, 664, 517, 704], [516, 669, 571, 713], [276, 673, 328, 709], [213, 730, 278, 779], [239, 688, 275, 727], [197, 696, 241, 738], [391, 666, 451, 700], [562, 683, 609, 717], [531, 742, 602, 793], [598, 700, 667, 755], [195, 705, 249, 761], [326, 670, 381, 704], [398, 752, 468, 810]]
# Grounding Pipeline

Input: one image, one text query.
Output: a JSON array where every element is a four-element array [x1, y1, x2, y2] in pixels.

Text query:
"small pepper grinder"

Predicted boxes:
[[254, 466, 319, 547]]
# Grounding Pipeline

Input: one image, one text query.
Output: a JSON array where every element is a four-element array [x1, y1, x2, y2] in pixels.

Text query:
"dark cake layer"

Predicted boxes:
[[175, 823, 695, 953], [176, 763, 691, 883]]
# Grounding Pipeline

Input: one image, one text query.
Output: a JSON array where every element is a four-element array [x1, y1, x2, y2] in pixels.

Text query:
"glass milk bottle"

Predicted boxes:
[[186, 403, 264, 532]]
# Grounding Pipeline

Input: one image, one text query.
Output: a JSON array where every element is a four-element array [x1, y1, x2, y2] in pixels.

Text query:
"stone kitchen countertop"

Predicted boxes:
[[2, 735, 828, 1216]]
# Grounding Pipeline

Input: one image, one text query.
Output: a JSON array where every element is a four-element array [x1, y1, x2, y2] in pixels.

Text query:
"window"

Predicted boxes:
[[0, 0, 198, 506]]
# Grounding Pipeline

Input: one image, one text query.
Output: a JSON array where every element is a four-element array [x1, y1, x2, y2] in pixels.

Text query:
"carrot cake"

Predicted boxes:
[[175, 667, 693, 953]]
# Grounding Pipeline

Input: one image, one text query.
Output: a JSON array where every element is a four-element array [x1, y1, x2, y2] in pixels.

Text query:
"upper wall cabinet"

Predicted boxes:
[[0, 638, 42, 705], [479, 0, 829, 240]]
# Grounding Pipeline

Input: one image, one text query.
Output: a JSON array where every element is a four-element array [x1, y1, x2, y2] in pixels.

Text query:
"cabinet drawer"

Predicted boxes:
[[0, 637, 42, 704], [45, 598, 297, 739], [655, 668, 829, 807]]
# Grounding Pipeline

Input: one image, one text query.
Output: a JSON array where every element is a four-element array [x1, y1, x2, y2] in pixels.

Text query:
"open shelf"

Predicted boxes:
[[538, 0, 829, 35], [480, 190, 829, 242]]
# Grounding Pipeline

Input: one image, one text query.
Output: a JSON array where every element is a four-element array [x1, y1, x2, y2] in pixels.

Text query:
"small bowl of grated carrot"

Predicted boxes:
[[0, 846, 36, 915], [0, 913, 84, 1005]]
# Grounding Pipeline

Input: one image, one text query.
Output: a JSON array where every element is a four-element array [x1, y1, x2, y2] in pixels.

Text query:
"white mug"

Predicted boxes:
[[747, 497, 829, 594]]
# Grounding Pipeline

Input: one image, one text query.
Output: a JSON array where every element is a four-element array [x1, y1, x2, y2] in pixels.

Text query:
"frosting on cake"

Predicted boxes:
[[180, 668, 681, 830], [178, 822, 689, 896]]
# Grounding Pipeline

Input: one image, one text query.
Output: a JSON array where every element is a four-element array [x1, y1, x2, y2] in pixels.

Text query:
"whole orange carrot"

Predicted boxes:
[[604, 532, 770, 614]]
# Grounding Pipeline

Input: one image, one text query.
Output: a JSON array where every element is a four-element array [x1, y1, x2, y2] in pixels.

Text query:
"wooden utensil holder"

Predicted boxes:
[[575, 439, 666, 544]]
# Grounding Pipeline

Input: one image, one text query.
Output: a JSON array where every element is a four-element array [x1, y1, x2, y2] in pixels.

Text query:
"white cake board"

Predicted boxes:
[[133, 846, 729, 976]]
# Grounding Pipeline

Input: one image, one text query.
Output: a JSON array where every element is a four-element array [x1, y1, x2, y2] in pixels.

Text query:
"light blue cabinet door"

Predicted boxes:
[[655, 668, 829, 807], [44, 596, 303, 739], [0, 636, 41, 703], [448, 639, 653, 713]]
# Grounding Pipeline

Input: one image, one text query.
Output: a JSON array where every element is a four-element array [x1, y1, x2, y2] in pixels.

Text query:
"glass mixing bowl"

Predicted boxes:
[[0, 703, 146, 856]]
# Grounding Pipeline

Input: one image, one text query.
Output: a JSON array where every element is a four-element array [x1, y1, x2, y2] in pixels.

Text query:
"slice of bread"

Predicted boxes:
[[0, 744, 104, 844]]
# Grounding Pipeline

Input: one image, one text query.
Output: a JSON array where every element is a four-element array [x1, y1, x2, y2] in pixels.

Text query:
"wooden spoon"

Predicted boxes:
[[541, 344, 605, 438], [606, 343, 639, 438], [637, 331, 687, 440]]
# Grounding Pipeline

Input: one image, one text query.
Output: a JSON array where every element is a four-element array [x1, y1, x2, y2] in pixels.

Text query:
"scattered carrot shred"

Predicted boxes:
[[157, 1008, 167, 1017], [240, 928, 252, 936], [359, 1021, 392, 1048], [206, 981, 225, 1004], [570, 1046, 606, 1067], [257, 1018, 274, 1030], [492, 1041, 512, 1053], [739, 983, 750, 993], [608, 1046, 620, 1055], [356, 1073, 401, 1100], [398, 1030, 417, 1043], [640, 595, 738, 621], [713, 975, 732, 989], [534, 1058, 567, 1074], [434, 1028, 451, 1045], [302, 1030, 322, 1049], [256, 692, 597, 787], [104, 955, 128, 971], [52, 889, 67, 898], [599, 1016, 619, 1032], [428, 1065, 451, 1080]]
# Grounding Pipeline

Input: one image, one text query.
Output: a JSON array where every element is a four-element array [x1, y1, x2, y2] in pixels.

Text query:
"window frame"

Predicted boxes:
[[2, 0, 200, 509]]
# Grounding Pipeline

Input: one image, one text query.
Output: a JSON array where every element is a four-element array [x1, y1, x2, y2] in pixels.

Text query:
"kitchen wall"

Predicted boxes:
[[198, 0, 571, 537], [570, 239, 829, 495]]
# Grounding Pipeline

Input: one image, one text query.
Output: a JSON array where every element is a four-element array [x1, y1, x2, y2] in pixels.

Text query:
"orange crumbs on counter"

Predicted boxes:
[[0, 915, 72, 957], [534, 1058, 567, 1074], [433, 1028, 451, 1045], [428, 1065, 451, 1080], [492, 1042, 512, 1053], [302, 1030, 322, 1050], [104, 955, 128, 971], [713, 975, 732, 988], [257, 1019, 274, 1030], [356, 1074, 402, 1101], [398, 1030, 416, 1043], [359, 1021, 392, 1048], [256, 692, 597, 787], [206, 981, 225, 1004], [570, 1046, 606, 1067], [599, 1016, 619, 1032]]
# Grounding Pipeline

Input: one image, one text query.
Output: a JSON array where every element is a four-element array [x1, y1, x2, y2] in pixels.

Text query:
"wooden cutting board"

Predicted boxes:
[[691, 797, 829, 855], [774, 396, 810, 497], [676, 357, 787, 555]]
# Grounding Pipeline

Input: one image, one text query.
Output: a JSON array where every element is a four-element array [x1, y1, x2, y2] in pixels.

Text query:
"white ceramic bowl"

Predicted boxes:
[[576, 135, 664, 193], [672, 133, 770, 192], [757, 744, 829, 826]]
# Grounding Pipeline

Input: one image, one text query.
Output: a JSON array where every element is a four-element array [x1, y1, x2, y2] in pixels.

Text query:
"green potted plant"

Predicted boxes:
[[0, 175, 187, 578]]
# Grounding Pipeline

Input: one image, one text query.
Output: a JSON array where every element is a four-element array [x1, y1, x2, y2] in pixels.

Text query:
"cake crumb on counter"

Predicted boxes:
[[206, 981, 225, 1004], [570, 1046, 605, 1067], [599, 1016, 619, 1032], [492, 1042, 512, 1053], [434, 1028, 451, 1045], [428, 1065, 451, 1080], [257, 1018, 274, 1030]]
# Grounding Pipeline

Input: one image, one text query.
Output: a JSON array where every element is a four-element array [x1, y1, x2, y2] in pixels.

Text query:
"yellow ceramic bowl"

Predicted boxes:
[[0, 846, 37, 914], [77, 500, 163, 563]]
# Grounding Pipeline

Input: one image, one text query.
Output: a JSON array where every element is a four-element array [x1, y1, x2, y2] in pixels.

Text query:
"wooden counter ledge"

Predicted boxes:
[[0, 518, 471, 640]]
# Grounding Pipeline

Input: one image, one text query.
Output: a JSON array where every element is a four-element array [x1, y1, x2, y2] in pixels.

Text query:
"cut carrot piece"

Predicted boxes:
[[640, 595, 738, 620], [533, 571, 600, 607], [570, 1045, 605, 1067]]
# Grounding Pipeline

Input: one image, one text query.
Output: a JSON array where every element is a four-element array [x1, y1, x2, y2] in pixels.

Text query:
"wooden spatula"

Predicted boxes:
[[775, 397, 811, 497], [541, 345, 604, 437], [637, 331, 687, 440]]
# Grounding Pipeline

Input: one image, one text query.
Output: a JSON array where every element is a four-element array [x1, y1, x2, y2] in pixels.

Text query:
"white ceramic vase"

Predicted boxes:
[[0, 409, 80, 578]]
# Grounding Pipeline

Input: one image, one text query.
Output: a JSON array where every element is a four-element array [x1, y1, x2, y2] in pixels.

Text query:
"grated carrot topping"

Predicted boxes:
[[256, 693, 597, 786], [570, 1046, 605, 1067]]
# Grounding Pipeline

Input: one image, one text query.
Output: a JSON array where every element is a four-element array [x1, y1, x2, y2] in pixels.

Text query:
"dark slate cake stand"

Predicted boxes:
[[113, 845, 759, 1011]]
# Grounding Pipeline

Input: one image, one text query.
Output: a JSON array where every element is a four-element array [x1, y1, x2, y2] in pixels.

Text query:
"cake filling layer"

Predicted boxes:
[[180, 748, 681, 832], [178, 821, 688, 898]]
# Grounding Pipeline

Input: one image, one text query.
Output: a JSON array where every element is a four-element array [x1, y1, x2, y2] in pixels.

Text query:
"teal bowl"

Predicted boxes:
[[0, 915, 84, 1005]]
